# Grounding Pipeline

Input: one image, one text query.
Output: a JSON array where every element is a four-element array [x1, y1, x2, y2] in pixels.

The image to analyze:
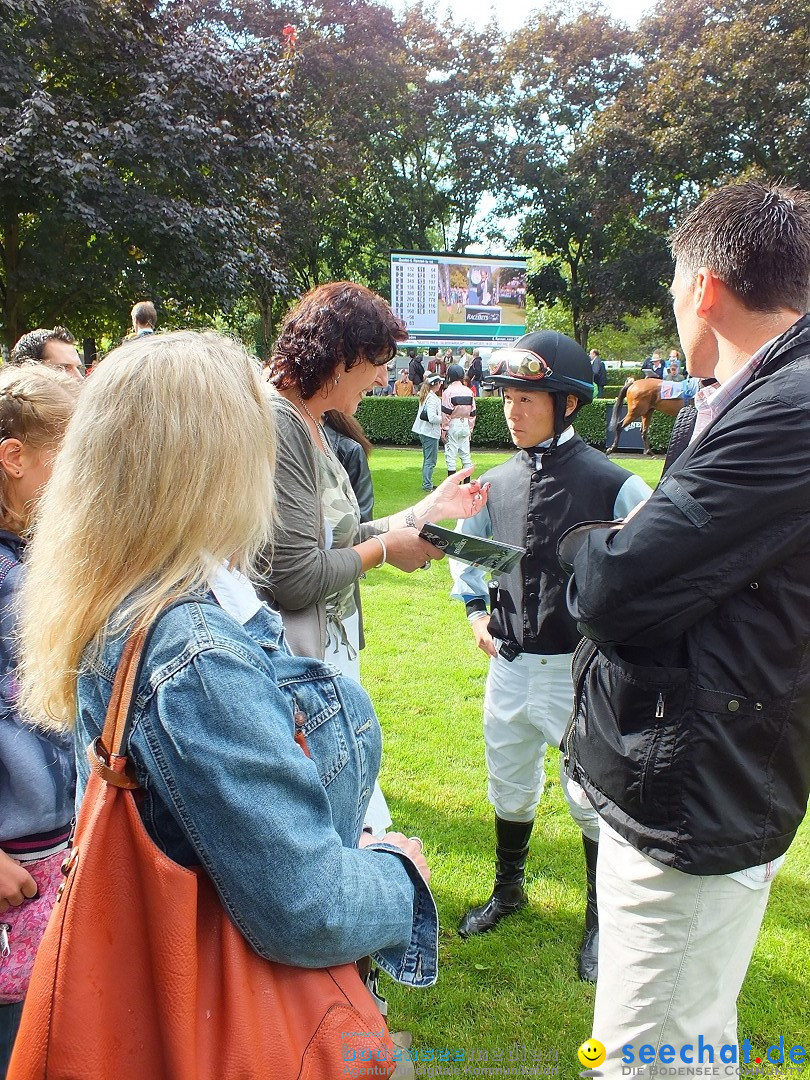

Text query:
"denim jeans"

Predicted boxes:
[[0, 1001, 24, 1078], [419, 434, 439, 489]]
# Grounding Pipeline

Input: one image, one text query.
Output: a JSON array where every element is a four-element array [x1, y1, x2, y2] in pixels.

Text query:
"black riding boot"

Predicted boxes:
[[459, 817, 532, 938], [578, 835, 599, 982]]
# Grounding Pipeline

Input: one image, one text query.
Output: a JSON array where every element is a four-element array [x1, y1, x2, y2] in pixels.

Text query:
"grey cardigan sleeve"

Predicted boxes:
[[265, 402, 364, 613]]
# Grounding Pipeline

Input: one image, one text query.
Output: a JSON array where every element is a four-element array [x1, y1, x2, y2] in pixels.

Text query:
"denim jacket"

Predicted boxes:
[[75, 596, 438, 985], [0, 530, 74, 844]]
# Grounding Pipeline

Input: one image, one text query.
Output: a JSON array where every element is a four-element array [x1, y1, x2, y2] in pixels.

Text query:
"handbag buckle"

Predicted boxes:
[[57, 849, 79, 902]]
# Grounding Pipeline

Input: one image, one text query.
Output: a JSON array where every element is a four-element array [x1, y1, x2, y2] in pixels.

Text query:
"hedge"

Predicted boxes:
[[604, 367, 644, 385], [355, 394, 676, 453]]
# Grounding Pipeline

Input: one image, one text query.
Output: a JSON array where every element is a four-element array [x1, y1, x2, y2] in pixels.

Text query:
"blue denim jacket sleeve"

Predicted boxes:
[[79, 602, 437, 984], [0, 537, 75, 841]]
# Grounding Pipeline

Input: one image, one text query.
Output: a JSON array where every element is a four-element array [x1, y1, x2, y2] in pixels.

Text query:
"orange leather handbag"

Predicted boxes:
[[9, 623, 395, 1080]]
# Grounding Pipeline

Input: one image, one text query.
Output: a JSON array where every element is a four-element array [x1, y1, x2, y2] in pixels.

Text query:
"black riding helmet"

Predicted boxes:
[[487, 331, 595, 452]]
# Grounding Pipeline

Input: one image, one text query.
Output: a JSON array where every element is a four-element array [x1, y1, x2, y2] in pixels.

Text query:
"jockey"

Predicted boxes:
[[448, 330, 651, 981], [658, 374, 701, 402]]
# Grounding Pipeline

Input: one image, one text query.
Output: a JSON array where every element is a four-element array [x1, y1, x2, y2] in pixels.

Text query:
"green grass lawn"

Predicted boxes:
[[358, 447, 810, 1072]]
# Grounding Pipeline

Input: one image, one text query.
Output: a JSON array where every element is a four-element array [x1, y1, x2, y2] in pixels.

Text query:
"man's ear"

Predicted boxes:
[[694, 267, 719, 318], [564, 393, 578, 418]]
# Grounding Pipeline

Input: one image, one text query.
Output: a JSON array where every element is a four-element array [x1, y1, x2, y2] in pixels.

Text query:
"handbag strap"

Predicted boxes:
[[87, 628, 148, 790], [87, 598, 193, 790]]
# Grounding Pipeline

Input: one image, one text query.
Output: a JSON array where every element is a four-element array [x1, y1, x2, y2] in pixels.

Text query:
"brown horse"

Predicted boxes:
[[607, 378, 688, 456]]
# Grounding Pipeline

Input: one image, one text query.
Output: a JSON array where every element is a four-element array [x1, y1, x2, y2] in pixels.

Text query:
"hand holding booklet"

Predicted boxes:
[[419, 522, 525, 574]]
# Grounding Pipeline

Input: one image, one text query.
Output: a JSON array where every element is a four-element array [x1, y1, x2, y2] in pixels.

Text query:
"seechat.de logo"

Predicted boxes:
[[620, 1036, 808, 1072]]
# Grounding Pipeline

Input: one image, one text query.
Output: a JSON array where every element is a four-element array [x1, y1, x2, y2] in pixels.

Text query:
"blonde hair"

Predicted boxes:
[[18, 330, 276, 729], [0, 365, 80, 532]]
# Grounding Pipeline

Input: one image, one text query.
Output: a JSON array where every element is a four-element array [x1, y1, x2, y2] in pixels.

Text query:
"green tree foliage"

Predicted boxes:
[[3, 0, 809, 350], [0, 0, 304, 345], [612, 0, 810, 208], [240, 0, 507, 334], [501, 6, 672, 349]]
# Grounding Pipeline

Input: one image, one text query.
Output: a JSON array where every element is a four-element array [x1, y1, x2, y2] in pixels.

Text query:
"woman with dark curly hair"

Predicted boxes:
[[262, 282, 488, 803]]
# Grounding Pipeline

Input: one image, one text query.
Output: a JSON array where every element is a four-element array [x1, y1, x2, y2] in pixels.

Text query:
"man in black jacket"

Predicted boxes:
[[563, 182, 810, 1074], [589, 348, 607, 396], [407, 348, 424, 389]]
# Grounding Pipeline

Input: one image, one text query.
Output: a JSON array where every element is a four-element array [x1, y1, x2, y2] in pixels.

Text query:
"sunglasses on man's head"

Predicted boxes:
[[492, 350, 552, 379]]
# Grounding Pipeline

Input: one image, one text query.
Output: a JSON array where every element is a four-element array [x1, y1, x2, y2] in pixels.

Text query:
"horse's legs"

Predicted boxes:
[[641, 413, 652, 455], [607, 414, 626, 455]]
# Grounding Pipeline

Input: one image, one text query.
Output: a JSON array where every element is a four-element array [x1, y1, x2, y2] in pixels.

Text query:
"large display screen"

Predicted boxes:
[[390, 250, 528, 346]]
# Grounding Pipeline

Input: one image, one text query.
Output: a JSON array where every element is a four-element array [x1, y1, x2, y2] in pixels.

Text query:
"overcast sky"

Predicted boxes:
[[384, 0, 654, 32]]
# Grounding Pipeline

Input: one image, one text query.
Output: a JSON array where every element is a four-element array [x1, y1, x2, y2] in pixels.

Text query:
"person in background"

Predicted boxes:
[[407, 349, 424, 390], [130, 301, 157, 337], [466, 349, 484, 395], [441, 364, 476, 476], [426, 347, 447, 379], [563, 181, 810, 1074], [8, 328, 83, 383], [483, 353, 505, 398], [449, 332, 650, 983], [394, 369, 414, 397], [0, 366, 80, 1076], [382, 355, 397, 396], [641, 349, 665, 378], [589, 348, 607, 397], [411, 374, 443, 492], [323, 411, 374, 523], [666, 348, 682, 378]]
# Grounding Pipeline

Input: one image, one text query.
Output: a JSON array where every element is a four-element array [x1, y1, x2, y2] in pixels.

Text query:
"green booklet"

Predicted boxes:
[[419, 522, 525, 573]]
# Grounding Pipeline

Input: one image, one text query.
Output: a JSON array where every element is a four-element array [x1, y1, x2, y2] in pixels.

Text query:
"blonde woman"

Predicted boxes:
[[0, 366, 80, 1074], [16, 332, 437, 1066]]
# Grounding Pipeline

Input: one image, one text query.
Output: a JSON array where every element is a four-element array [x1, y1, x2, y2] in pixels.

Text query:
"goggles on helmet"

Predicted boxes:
[[491, 349, 552, 380]]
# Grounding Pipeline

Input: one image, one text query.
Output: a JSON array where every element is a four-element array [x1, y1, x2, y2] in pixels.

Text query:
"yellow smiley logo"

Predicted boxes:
[[577, 1039, 606, 1068]]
